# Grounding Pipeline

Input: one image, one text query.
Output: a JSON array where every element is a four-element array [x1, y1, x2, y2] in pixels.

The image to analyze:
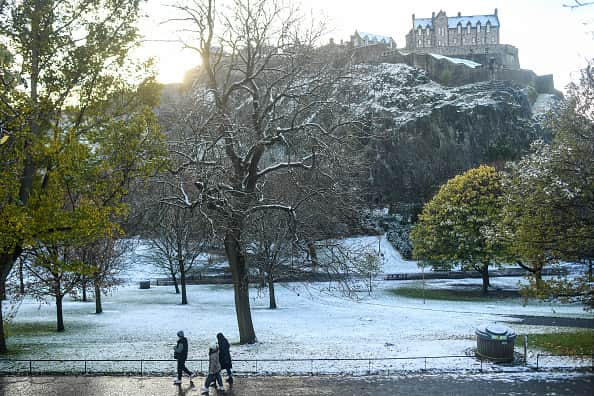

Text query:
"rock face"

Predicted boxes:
[[346, 63, 555, 208]]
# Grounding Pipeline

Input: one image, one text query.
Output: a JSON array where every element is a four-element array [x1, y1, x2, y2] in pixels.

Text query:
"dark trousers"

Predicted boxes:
[[204, 372, 223, 388], [177, 359, 192, 380], [223, 368, 232, 378]]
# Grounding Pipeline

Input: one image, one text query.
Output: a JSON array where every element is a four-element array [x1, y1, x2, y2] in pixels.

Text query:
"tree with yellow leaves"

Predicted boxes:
[[411, 165, 504, 294]]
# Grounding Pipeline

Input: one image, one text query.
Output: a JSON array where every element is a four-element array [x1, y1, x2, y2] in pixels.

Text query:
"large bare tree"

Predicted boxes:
[[165, 0, 365, 344]]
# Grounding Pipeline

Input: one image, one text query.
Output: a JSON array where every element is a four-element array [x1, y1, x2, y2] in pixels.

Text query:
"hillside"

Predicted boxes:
[[345, 62, 560, 209]]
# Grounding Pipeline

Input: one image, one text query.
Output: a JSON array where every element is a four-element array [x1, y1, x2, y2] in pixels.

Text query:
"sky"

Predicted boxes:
[[139, 0, 594, 91]]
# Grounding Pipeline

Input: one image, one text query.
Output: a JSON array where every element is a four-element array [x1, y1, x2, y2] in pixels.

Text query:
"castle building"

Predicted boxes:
[[406, 9, 499, 49], [403, 9, 518, 69], [351, 31, 397, 49]]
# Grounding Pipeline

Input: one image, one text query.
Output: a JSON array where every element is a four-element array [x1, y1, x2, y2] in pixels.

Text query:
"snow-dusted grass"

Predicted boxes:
[[4, 236, 592, 374]]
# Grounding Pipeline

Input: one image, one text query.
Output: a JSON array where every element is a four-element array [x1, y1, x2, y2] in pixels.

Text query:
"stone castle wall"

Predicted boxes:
[[379, 50, 555, 93], [410, 44, 520, 70]]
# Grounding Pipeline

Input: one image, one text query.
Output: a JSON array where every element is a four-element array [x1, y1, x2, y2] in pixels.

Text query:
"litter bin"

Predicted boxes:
[[139, 280, 150, 289], [476, 324, 516, 362]]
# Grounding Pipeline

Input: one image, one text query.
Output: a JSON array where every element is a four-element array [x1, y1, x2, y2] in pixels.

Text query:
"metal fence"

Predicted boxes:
[[535, 353, 594, 371], [0, 354, 591, 376]]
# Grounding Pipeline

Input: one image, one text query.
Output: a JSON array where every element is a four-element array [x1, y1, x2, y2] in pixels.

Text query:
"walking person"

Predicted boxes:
[[201, 344, 224, 393], [217, 333, 233, 385], [173, 330, 196, 385]]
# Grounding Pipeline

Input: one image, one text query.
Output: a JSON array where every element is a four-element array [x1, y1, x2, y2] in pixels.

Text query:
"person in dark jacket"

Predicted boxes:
[[217, 332, 233, 384], [173, 330, 196, 385]]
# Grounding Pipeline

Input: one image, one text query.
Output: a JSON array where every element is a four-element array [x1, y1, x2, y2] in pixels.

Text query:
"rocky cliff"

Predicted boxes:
[[345, 63, 560, 210]]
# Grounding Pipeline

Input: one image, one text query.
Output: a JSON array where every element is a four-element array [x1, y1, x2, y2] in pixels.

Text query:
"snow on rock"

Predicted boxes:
[[429, 53, 482, 68], [532, 93, 563, 117]]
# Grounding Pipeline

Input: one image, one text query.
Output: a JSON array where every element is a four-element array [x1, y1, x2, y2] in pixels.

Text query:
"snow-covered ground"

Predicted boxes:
[[4, 235, 592, 375]]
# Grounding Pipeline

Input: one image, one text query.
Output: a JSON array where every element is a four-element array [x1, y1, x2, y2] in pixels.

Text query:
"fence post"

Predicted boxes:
[[84, 360, 87, 375], [368, 359, 371, 374], [424, 357, 427, 370], [29, 360, 32, 376], [140, 360, 143, 377], [536, 354, 539, 371]]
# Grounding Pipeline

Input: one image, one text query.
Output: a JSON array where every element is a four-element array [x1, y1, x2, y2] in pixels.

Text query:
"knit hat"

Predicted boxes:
[[177, 330, 184, 337]]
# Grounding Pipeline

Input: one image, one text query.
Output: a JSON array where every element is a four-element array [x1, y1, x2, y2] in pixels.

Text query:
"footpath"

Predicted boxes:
[[1, 371, 592, 396]]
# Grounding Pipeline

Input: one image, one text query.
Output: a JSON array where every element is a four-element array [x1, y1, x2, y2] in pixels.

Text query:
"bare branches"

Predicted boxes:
[[563, 0, 594, 8]]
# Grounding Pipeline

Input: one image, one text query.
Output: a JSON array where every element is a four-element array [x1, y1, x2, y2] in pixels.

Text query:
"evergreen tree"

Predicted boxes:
[[411, 165, 504, 294]]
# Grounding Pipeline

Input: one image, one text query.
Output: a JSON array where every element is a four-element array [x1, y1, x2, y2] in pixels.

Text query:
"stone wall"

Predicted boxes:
[[404, 44, 519, 70], [379, 50, 555, 94]]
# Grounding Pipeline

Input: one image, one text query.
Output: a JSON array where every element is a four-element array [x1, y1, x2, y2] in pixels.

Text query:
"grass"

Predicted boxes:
[[516, 330, 594, 355], [4, 321, 59, 338], [390, 286, 520, 302]]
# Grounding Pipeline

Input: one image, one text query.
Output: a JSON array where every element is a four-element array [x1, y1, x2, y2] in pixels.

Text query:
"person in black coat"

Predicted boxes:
[[217, 332, 233, 384], [174, 330, 196, 385]]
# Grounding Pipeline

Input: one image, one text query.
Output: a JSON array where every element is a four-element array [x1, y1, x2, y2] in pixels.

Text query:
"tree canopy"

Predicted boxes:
[[411, 165, 504, 294]]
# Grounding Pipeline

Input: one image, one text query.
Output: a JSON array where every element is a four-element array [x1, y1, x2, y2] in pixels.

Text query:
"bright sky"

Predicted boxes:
[[139, 0, 594, 91]]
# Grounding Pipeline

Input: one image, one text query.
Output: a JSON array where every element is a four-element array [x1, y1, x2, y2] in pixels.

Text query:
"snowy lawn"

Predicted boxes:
[[4, 236, 592, 374]]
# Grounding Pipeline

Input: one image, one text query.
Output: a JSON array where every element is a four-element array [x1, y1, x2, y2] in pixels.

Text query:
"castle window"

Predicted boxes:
[[472, 37, 475, 44], [458, 25, 461, 34], [467, 24, 471, 34], [477, 23, 481, 33], [418, 27, 422, 35], [426, 27, 430, 35], [418, 39, 422, 46], [486, 23, 491, 33]]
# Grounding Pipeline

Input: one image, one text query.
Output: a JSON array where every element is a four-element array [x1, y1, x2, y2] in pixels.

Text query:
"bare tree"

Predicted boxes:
[[24, 244, 86, 332], [72, 238, 133, 314], [246, 210, 293, 309], [144, 202, 210, 305], [164, 0, 366, 343], [563, 1, 594, 8]]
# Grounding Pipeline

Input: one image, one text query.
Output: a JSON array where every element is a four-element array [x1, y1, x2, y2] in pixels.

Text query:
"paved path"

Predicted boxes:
[[1, 372, 592, 396]]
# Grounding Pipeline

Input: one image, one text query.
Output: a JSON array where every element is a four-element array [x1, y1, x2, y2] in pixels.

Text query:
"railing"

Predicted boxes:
[[384, 267, 566, 281], [0, 354, 591, 376], [535, 354, 594, 371]]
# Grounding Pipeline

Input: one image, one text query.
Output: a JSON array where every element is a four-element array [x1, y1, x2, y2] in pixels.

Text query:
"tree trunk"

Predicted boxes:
[[0, 254, 10, 301], [534, 269, 543, 290], [180, 260, 188, 305], [94, 278, 102, 314], [18, 260, 25, 295], [0, 250, 21, 353], [56, 293, 65, 332], [81, 278, 87, 302], [0, 301, 4, 353], [225, 228, 256, 344], [268, 275, 277, 310], [170, 269, 180, 294], [307, 241, 318, 272], [481, 265, 489, 295], [588, 259, 593, 282]]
